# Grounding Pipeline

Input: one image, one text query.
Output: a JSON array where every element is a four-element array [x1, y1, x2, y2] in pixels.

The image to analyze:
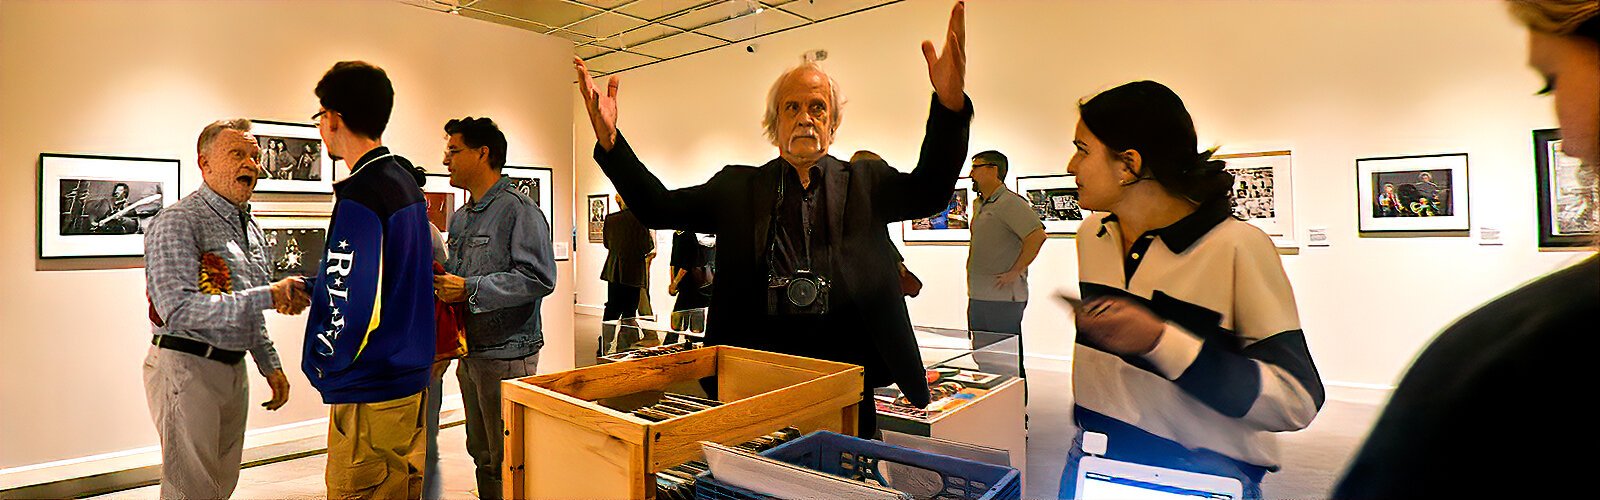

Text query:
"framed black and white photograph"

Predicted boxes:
[[1534, 128, 1598, 248], [587, 194, 610, 243], [251, 120, 333, 193], [1357, 153, 1470, 233], [503, 166, 555, 231], [39, 153, 179, 258], [1217, 150, 1297, 247], [1014, 174, 1086, 235], [422, 173, 465, 238], [902, 177, 973, 243], [258, 216, 328, 282]]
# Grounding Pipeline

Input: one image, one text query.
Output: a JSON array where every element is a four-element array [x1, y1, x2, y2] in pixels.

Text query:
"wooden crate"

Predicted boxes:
[[501, 346, 864, 499]]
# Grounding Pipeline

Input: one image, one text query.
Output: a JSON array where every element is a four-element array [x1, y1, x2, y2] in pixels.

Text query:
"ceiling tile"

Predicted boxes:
[[619, 0, 720, 21], [584, 50, 658, 74], [591, 22, 685, 50], [660, 0, 757, 31], [693, 7, 807, 41], [564, 11, 649, 39], [575, 44, 616, 59], [464, 0, 605, 30], [777, 0, 898, 21], [573, 0, 637, 10], [626, 31, 723, 59]]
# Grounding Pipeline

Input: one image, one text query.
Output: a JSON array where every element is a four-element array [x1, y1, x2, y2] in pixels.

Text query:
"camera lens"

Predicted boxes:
[[786, 277, 819, 306]]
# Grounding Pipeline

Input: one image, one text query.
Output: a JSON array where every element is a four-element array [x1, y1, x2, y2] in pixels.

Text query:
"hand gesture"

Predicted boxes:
[[261, 369, 290, 410], [1074, 297, 1165, 356], [921, 0, 967, 112], [574, 56, 620, 151]]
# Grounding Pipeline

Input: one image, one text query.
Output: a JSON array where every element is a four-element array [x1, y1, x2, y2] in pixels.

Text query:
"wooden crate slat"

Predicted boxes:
[[522, 345, 718, 401], [502, 379, 649, 444]]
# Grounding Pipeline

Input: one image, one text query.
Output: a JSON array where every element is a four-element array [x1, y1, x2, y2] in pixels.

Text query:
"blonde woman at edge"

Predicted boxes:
[[1335, 1, 1598, 498]]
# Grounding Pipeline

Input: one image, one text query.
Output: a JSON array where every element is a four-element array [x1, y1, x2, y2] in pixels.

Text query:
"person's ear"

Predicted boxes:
[[1117, 150, 1144, 185]]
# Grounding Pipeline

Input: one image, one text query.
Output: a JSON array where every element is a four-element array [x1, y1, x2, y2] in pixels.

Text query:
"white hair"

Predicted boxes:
[[197, 118, 252, 154], [761, 62, 846, 146]]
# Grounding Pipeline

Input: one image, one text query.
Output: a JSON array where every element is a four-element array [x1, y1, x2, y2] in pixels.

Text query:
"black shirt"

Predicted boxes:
[[1333, 256, 1597, 499], [768, 164, 832, 280]]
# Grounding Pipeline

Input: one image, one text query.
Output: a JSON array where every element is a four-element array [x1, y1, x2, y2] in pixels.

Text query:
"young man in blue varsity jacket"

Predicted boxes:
[[304, 61, 436, 500]]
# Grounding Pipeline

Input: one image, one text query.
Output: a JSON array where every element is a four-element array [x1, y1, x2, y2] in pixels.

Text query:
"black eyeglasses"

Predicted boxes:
[[311, 109, 336, 121], [972, 163, 999, 168]]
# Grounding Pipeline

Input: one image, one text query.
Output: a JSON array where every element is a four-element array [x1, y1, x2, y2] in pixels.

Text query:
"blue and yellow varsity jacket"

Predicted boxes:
[[302, 147, 435, 404]]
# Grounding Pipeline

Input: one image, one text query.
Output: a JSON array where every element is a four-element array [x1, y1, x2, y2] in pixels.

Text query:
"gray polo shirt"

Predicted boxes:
[[967, 185, 1044, 302]]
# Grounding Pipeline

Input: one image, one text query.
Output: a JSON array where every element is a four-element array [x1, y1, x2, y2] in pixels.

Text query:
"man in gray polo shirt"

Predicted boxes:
[[966, 150, 1045, 379]]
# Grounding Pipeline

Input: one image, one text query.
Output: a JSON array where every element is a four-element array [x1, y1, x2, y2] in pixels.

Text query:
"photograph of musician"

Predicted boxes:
[[1376, 182, 1404, 217], [58, 179, 163, 235]]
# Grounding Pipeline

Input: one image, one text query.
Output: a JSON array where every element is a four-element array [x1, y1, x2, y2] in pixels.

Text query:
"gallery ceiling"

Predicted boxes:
[[401, 0, 904, 76]]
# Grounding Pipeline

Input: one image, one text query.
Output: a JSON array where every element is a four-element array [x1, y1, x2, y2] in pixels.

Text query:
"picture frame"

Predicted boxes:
[[902, 177, 973, 243], [1014, 174, 1087, 235], [587, 194, 610, 243], [250, 120, 333, 193], [257, 216, 329, 282], [502, 166, 555, 231], [1356, 153, 1470, 233], [421, 173, 466, 239], [38, 153, 180, 258], [1216, 150, 1297, 247], [1533, 128, 1597, 248]]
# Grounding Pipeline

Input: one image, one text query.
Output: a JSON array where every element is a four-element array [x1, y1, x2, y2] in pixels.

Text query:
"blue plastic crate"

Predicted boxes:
[[694, 431, 1021, 500]]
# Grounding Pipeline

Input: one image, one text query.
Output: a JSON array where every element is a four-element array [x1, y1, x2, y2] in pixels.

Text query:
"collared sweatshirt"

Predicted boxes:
[[302, 147, 435, 404]]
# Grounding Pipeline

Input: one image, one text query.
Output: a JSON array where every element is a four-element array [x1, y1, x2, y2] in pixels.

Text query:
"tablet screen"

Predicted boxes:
[[1079, 472, 1236, 500]]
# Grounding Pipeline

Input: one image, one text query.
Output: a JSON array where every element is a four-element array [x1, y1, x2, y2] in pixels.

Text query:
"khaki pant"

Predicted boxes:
[[326, 391, 427, 500], [143, 346, 248, 500]]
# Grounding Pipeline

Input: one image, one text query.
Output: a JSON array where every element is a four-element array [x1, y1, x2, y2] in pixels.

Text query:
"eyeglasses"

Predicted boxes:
[[311, 109, 338, 121], [971, 163, 999, 169]]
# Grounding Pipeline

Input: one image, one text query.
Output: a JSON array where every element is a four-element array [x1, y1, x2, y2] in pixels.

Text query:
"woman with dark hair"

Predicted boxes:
[[1060, 81, 1323, 499], [1334, 2, 1597, 498]]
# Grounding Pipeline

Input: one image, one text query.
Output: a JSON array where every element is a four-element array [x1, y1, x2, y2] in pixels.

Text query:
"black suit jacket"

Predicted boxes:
[[593, 95, 973, 407], [601, 209, 653, 287]]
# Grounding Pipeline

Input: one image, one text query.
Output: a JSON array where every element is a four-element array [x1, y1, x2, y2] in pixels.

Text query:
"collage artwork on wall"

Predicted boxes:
[[38, 153, 180, 258], [1533, 128, 1598, 248], [1014, 174, 1086, 235], [903, 177, 974, 243], [1217, 150, 1297, 247]]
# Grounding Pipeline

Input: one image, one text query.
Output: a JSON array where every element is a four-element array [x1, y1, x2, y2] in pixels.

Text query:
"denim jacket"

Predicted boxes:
[[445, 176, 557, 359]]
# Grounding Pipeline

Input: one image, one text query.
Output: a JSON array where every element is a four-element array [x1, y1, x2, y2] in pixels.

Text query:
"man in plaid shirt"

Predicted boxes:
[[143, 118, 309, 500]]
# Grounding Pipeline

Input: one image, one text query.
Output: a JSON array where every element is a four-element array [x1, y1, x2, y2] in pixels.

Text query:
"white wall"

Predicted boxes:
[[572, 0, 1593, 401], [0, 0, 577, 473]]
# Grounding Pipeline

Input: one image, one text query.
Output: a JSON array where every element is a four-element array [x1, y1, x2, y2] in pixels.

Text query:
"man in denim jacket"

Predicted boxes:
[[432, 116, 556, 500]]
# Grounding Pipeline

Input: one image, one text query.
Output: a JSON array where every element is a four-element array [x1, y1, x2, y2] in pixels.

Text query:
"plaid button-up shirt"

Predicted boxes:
[[144, 184, 281, 374]]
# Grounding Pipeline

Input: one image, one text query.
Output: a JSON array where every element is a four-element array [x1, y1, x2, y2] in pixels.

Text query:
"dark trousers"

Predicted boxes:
[[967, 299, 1027, 380], [603, 281, 642, 321]]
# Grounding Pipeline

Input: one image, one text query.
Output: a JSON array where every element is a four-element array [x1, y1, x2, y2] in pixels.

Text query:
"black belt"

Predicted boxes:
[[152, 335, 246, 365]]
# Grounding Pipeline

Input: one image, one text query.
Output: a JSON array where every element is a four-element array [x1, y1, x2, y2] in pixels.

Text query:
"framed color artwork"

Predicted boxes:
[[1357, 153, 1470, 233]]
